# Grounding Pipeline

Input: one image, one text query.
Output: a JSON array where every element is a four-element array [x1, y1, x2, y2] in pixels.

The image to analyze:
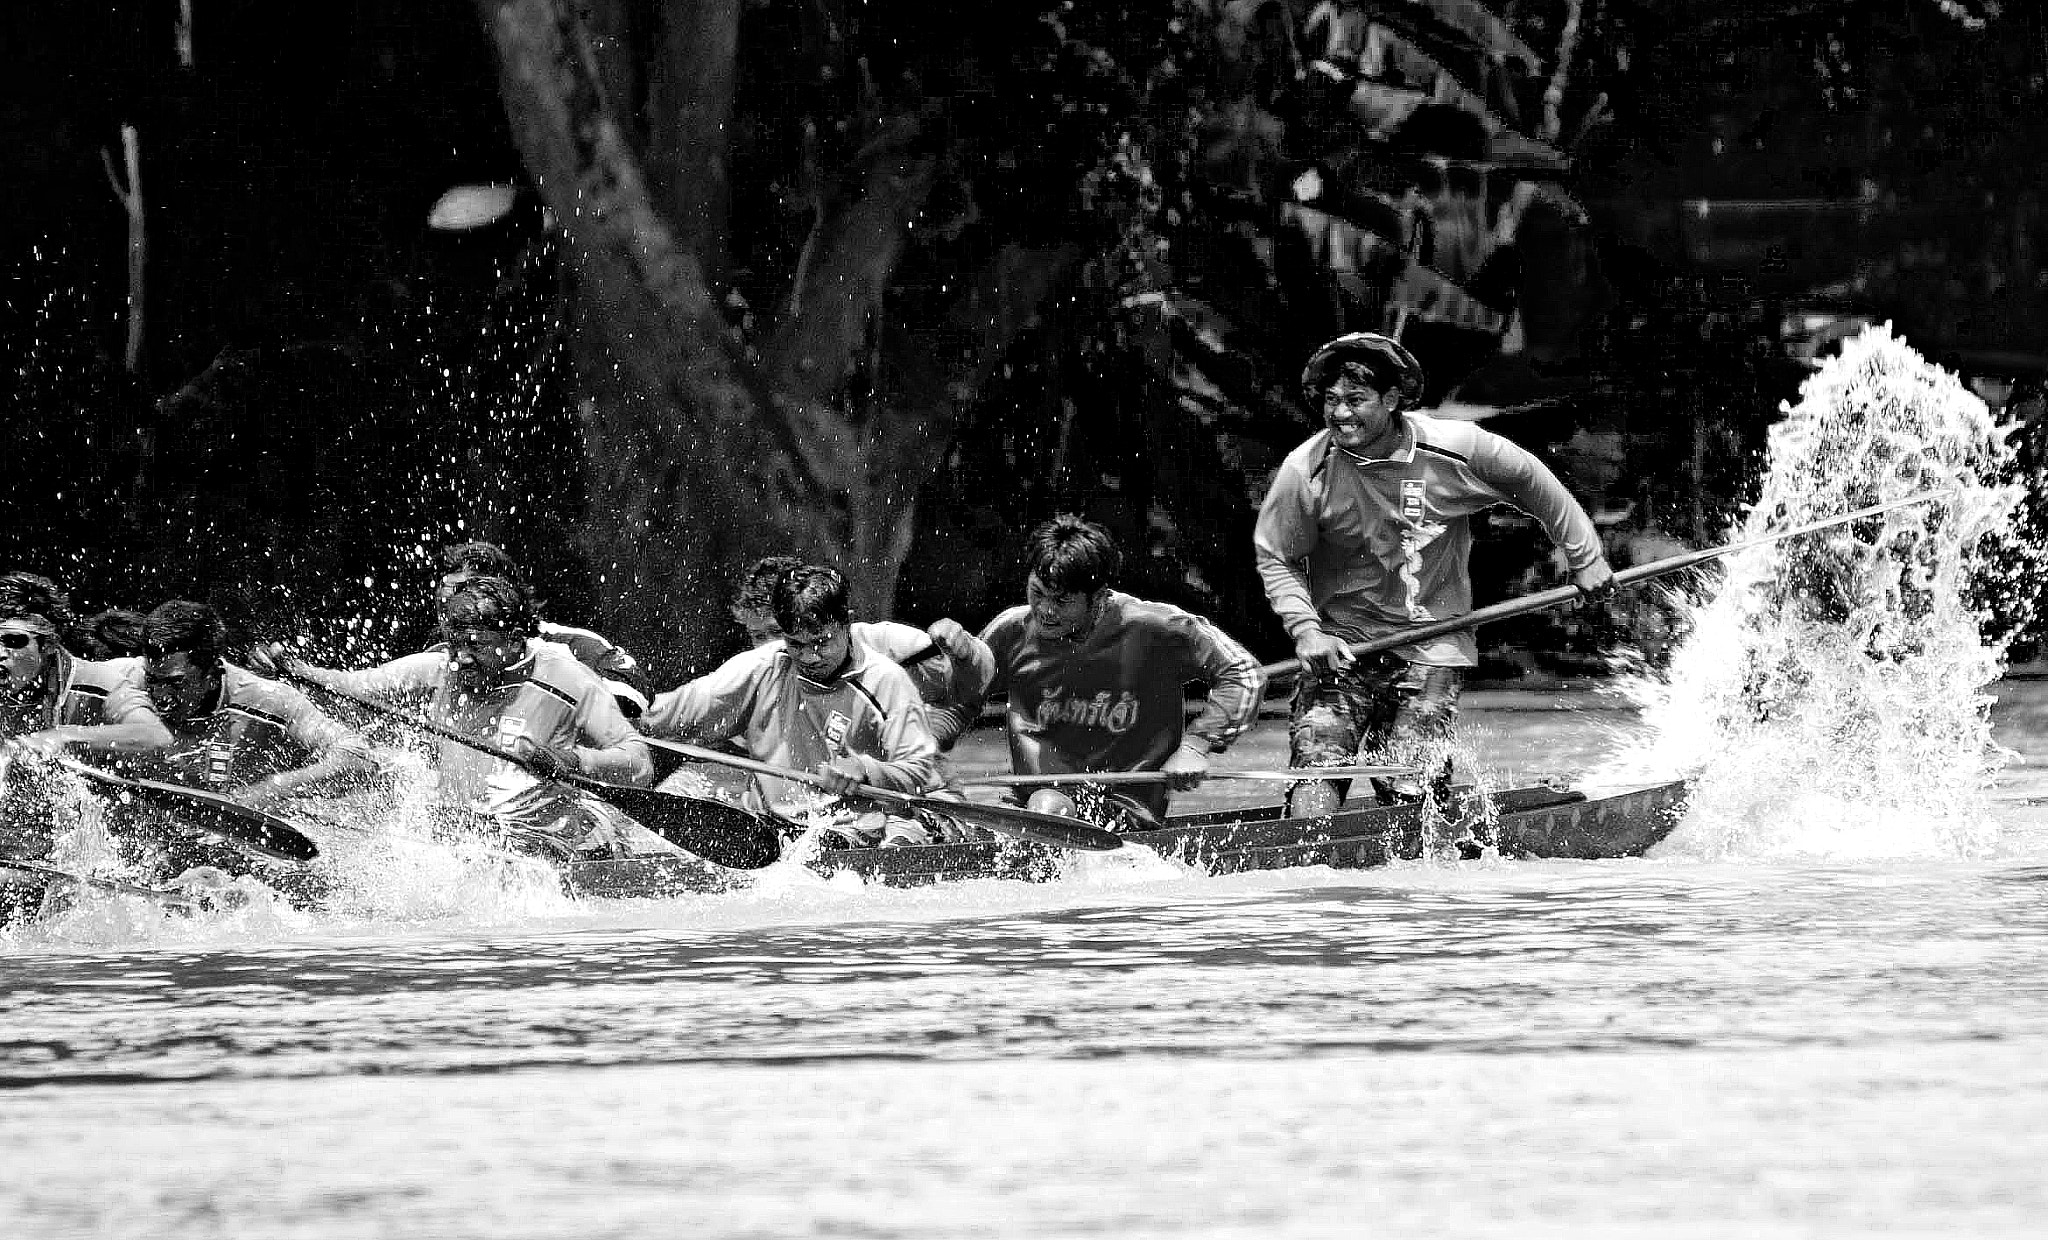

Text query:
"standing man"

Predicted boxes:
[[270, 576, 654, 859], [643, 564, 941, 848], [977, 516, 1266, 831], [1254, 332, 1614, 815]]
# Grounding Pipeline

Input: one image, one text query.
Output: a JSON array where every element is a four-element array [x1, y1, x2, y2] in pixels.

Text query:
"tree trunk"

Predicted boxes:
[[477, 0, 1078, 681]]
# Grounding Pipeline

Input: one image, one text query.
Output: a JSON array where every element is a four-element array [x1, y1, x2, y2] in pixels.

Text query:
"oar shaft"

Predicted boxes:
[[1260, 489, 1953, 680], [643, 738, 897, 804], [645, 737, 1123, 852], [968, 765, 1414, 788], [0, 858, 196, 905]]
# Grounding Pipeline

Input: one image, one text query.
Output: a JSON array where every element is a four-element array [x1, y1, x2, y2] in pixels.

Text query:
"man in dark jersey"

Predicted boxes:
[[976, 516, 1267, 831]]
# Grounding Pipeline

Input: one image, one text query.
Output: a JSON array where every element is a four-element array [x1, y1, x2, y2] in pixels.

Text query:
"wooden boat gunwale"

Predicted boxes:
[[560, 779, 1692, 900]]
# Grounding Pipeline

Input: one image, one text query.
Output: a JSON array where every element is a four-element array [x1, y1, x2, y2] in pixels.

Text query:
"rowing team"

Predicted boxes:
[[0, 331, 1616, 906]]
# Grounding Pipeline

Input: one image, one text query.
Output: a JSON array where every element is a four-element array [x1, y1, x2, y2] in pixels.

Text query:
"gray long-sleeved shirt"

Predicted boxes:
[[1254, 414, 1603, 667]]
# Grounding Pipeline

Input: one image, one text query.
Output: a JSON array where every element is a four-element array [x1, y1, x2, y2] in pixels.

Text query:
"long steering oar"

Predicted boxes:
[[643, 737, 1124, 853], [0, 856, 199, 907], [1260, 489, 1957, 682], [56, 758, 320, 863], [966, 764, 1415, 789], [279, 674, 781, 870]]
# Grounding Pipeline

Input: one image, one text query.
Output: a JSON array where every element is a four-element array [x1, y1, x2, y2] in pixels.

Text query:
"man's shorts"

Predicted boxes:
[[1289, 651, 1464, 804]]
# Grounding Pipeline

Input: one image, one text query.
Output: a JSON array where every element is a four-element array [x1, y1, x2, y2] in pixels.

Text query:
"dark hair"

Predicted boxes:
[[75, 608, 149, 659], [772, 564, 850, 633], [1299, 332, 1424, 409], [1023, 515, 1120, 595], [0, 571, 76, 634], [440, 574, 537, 636], [144, 600, 228, 669], [441, 541, 520, 581], [733, 555, 803, 617]]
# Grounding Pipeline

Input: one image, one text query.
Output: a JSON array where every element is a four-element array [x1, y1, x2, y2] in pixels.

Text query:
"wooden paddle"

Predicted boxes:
[[1260, 489, 1958, 682], [279, 673, 782, 870], [56, 758, 321, 863], [966, 764, 1416, 788], [642, 737, 1125, 853], [0, 856, 199, 906]]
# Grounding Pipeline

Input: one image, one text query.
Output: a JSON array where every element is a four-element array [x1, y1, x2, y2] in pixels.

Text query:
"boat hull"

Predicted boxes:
[[561, 780, 1691, 900]]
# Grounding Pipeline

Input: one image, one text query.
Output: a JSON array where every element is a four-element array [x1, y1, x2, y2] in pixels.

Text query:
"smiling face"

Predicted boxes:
[[1321, 375, 1398, 452], [783, 621, 851, 681], [1025, 574, 1103, 642], [1, 624, 50, 693]]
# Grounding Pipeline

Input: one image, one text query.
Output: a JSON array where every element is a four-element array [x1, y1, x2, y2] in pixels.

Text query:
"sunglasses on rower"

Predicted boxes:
[[0, 633, 38, 649]]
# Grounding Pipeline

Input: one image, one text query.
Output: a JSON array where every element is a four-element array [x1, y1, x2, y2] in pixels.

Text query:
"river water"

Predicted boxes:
[[4, 687, 2046, 1239]]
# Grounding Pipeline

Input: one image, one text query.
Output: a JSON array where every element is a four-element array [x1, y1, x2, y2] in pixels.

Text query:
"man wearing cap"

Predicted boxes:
[[269, 575, 654, 858], [1254, 332, 1614, 815]]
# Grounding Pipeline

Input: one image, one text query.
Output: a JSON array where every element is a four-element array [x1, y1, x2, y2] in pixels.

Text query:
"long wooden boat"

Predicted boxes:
[[561, 779, 1691, 900]]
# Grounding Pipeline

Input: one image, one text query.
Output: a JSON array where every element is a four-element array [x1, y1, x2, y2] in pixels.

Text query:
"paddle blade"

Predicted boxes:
[[937, 799, 1124, 852], [60, 763, 319, 863], [128, 779, 320, 863], [583, 783, 783, 870]]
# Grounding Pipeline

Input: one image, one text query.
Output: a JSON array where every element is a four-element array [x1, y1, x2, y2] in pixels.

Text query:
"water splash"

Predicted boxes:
[[1594, 325, 2037, 859]]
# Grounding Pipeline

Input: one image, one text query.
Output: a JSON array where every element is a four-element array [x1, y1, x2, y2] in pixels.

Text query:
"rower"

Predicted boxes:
[[975, 516, 1266, 831], [115, 600, 376, 895], [261, 576, 656, 860], [1255, 332, 1616, 814], [642, 564, 942, 848], [2, 573, 175, 915], [435, 541, 654, 720], [730, 554, 994, 815], [0, 572, 172, 759], [136, 601, 376, 805]]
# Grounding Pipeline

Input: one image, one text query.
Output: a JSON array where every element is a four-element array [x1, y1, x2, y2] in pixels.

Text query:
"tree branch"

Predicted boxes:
[[643, 0, 742, 285], [764, 114, 941, 405], [475, 0, 836, 504]]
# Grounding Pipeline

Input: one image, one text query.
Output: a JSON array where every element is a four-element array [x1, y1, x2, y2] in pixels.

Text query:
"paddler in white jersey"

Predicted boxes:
[[433, 540, 654, 720], [727, 555, 993, 817], [268, 576, 654, 858], [1, 572, 174, 914], [641, 564, 942, 847], [976, 515, 1267, 832]]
